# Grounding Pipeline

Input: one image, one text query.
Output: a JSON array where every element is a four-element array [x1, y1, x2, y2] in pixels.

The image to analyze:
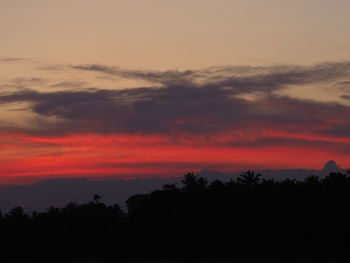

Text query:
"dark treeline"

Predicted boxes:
[[1, 170, 350, 261]]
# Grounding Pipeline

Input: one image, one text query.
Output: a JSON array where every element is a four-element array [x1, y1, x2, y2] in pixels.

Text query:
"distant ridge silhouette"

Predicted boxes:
[[0, 160, 347, 211], [322, 160, 343, 173], [198, 160, 346, 179]]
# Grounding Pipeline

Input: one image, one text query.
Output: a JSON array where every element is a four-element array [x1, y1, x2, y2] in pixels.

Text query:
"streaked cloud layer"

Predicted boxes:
[[1, 59, 350, 182], [1, 1, 350, 182]]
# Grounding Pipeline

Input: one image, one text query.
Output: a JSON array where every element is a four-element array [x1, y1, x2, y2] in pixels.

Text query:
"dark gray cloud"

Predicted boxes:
[[72, 64, 195, 86], [72, 61, 350, 93], [0, 77, 45, 90], [50, 81, 86, 88], [39, 64, 66, 71], [0, 57, 29, 62], [1, 62, 350, 138], [0, 87, 349, 139], [0, 57, 40, 63]]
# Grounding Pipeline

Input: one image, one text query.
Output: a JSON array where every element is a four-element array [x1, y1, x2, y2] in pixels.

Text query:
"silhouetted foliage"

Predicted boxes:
[[93, 194, 101, 203], [1, 170, 350, 261], [237, 170, 261, 185], [181, 171, 208, 193]]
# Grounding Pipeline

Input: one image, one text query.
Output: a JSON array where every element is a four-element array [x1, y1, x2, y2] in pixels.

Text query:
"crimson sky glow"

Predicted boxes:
[[1, 1, 350, 183]]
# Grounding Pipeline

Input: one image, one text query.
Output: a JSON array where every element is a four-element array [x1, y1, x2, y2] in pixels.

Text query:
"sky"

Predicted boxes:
[[1, 0, 350, 184]]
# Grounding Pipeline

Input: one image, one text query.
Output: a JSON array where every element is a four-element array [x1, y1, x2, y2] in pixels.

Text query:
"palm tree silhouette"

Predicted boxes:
[[93, 194, 101, 204], [237, 170, 261, 185], [181, 172, 208, 193]]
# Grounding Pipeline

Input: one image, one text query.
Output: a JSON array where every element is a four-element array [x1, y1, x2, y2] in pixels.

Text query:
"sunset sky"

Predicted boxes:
[[1, 0, 350, 183]]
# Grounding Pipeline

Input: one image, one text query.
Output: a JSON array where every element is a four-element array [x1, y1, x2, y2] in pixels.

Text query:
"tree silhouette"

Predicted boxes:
[[162, 183, 178, 190], [93, 194, 102, 204], [237, 170, 261, 185], [6, 206, 28, 223], [0, 170, 350, 261], [322, 172, 349, 185], [304, 175, 320, 185], [181, 172, 208, 193]]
